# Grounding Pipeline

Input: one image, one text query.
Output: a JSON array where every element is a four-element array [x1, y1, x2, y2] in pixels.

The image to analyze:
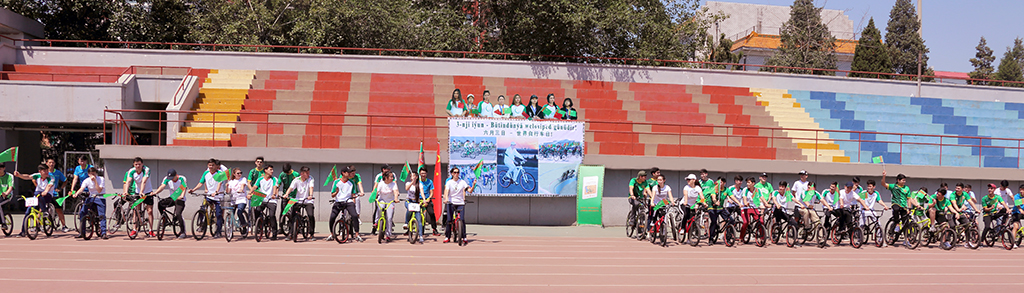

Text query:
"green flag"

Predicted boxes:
[[250, 191, 266, 207], [472, 159, 484, 179], [102, 193, 118, 198], [871, 156, 884, 164], [170, 185, 185, 201], [399, 162, 411, 182], [213, 170, 228, 182], [803, 190, 816, 202], [653, 199, 669, 211], [324, 165, 339, 187], [130, 197, 145, 209], [0, 147, 17, 162], [54, 195, 70, 207], [541, 106, 554, 117], [282, 198, 297, 216], [1016, 198, 1022, 206]]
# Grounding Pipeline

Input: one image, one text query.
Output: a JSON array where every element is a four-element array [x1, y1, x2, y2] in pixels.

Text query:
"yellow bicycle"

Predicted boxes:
[[20, 194, 56, 240]]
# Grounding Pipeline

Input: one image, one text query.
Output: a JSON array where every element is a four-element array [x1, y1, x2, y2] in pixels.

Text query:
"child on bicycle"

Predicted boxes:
[[150, 169, 188, 239], [14, 164, 55, 237], [123, 157, 155, 237], [929, 188, 959, 231], [72, 166, 106, 239], [771, 181, 799, 228], [981, 184, 1010, 235], [740, 177, 761, 237], [680, 174, 702, 228]]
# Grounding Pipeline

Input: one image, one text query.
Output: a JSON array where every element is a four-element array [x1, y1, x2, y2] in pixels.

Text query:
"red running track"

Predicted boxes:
[[1, 232, 1023, 292]]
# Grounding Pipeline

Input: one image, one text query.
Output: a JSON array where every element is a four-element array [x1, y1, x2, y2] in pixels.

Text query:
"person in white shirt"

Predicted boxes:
[[542, 94, 560, 120], [996, 180, 1014, 203], [374, 170, 401, 240], [250, 165, 280, 239], [791, 170, 810, 196], [820, 182, 840, 230], [443, 167, 473, 243], [681, 174, 702, 230], [478, 90, 495, 118], [859, 180, 889, 227], [190, 158, 228, 237], [226, 168, 250, 229], [327, 166, 360, 242], [124, 157, 155, 235], [15, 164, 55, 237], [647, 174, 675, 233], [493, 95, 511, 118], [283, 166, 316, 239], [836, 182, 862, 232], [504, 142, 526, 185], [72, 166, 107, 238], [149, 169, 189, 239], [771, 181, 800, 227], [509, 94, 526, 118]]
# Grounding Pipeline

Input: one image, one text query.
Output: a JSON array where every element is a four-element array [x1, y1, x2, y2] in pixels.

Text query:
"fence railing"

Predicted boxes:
[[7, 37, 1024, 87], [104, 109, 1024, 169]]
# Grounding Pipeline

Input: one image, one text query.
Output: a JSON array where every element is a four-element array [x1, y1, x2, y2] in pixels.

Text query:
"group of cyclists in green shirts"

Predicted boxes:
[[628, 167, 1024, 248], [2, 155, 473, 244]]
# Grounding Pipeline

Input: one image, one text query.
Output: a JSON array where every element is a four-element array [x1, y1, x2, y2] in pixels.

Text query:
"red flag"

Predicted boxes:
[[433, 141, 444, 224]]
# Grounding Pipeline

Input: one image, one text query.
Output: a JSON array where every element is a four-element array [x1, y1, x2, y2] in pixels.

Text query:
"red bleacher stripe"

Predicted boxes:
[[573, 80, 615, 90], [372, 73, 432, 84], [268, 71, 299, 80], [317, 72, 351, 81]]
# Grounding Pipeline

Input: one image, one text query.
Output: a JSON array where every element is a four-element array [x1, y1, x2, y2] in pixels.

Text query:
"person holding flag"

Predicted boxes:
[[541, 94, 559, 120], [680, 174, 702, 229], [251, 165, 279, 239], [523, 94, 543, 119], [226, 168, 250, 231], [71, 166, 106, 239], [445, 89, 465, 117], [149, 169, 188, 239], [464, 94, 479, 117], [492, 95, 511, 118], [15, 164, 56, 237], [124, 157, 155, 237], [369, 164, 392, 235], [881, 171, 916, 235], [278, 164, 299, 220], [647, 174, 675, 236], [41, 157, 70, 233], [283, 166, 316, 239], [740, 177, 761, 238], [771, 181, 800, 228], [858, 180, 888, 228], [556, 97, 578, 120], [327, 166, 360, 242], [0, 163, 14, 233], [190, 158, 228, 238], [509, 94, 526, 118]]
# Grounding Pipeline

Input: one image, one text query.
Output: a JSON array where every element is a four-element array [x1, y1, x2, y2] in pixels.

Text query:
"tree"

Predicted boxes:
[[849, 18, 891, 79], [884, 0, 930, 79], [707, 34, 743, 69], [190, 0, 310, 52], [995, 45, 1024, 87], [0, 0, 115, 42], [762, 0, 837, 75], [968, 37, 996, 84], [1010, 38, 1024, 71]]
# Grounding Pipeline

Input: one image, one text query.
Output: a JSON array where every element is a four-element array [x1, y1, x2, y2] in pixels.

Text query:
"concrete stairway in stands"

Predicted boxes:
[[174, 69, 255, 146], [751, 88, 850, 162]]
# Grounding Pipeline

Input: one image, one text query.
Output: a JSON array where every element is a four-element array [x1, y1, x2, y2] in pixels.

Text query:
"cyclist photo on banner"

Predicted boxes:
[[496, 138, 539, 194]]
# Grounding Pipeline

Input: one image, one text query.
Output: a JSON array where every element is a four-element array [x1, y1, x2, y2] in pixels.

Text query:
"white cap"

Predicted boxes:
[[685, 174, 697, 180]]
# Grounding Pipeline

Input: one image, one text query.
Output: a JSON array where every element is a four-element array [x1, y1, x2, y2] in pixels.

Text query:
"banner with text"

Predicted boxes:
[[576, 165, 605, 226], [449, 118, 584, 196]]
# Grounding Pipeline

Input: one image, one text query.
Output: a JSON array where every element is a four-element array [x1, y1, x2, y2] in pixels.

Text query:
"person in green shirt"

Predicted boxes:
[[981, 183, 1010, 237], [247, 156, 265, 187], [646, 167, 661, 194], [910, 187, 930, 217], [628, 170, 650, 227], [928, 188, 959, 231], [753, 173, 774, 211], [278, 163, 299, 217], [707, 177, 730, 243], [698, 169, 715, 196], [881, 171, 917, 230], [951, 183, 980, 226], [0, 163, 14, 228]]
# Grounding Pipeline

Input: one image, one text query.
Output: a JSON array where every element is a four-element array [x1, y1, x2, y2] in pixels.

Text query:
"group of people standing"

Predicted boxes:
[[446, 89, 578, 120]]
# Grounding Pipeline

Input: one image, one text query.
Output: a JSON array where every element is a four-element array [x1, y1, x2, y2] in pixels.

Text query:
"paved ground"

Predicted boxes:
[[2, 217, 1024, 292]]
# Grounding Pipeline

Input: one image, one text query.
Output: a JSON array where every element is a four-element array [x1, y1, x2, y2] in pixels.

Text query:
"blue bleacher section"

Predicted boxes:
[[791, 91, 1024, 168]]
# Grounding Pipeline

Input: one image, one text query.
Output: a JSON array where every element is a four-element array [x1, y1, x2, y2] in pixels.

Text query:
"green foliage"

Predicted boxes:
[[995, 38, 1024, 87], [969, 37, 996, 84], [884, 0, 929, 79], [762, 0, 837, 75], [706, 34, 742, 69], [849, 18, 891, 79], [0, 0, 114, 42]]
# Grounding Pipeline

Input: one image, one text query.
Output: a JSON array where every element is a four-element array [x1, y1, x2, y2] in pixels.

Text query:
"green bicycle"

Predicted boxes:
[[376, 200, 396, 244], [405, 198, 427, 244]]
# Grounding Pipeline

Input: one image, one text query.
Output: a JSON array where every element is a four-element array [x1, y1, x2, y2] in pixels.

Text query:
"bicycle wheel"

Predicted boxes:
[[940, 229, 955, 251], [784, 224, 797, 248], [457, 217, 467, 246], [830, 226, 842, 246], [293, 216, 304, 243], [669, 217, 680, 243], [42, 214, 54, 237], [255, 215, 266, 243], [191, 210, 207, 240], [82, 211, 96, 240], [659, 221, 668, 247], [2, 212, 13, 236], [24, 213, 38, 240], [172, 217, 184, 238], [107, 206, 123, 235], [903, 223, 920, 249], [770, 222, 784, 245], [965, 227, 980, 250], [408, 217, 418, 245], [497, 170, 511, 188], [225, 211, 235, 242], [872, 224, 885, 248], [126, 209, 139, 240], [72, 201, 83, 234], [850, 226, 864, 249], [377, 214, 386, 244], [724, 223, 736, 247], [333, 217, 349, 244], [1000, 229, 1015, 250], [521, 172, 537, 192], [753, 222, 767, 247], [815, 226, 828, 247], [279, 214, 291, 240], [157, 215, 169, 240], [626, 209, 637, 239], [1017, 229, 1023, 247], [884, 219, 900, 246], [742, 223, 752, 244], [687, 220, 702, 247], [982, 228, 997, 247]]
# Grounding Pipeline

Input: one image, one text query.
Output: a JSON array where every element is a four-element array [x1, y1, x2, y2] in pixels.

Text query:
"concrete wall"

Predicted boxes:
[[0, 80, 124, 124], [14, 46, 1024, 104], [134, 74, 186, 104]]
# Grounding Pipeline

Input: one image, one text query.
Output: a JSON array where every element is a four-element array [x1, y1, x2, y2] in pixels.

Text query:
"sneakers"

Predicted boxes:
[[403, 224, 408, 230], [148, 231, 156, 238], [178, 234, 189, 239], [418, 236, 424, 243], [61, 226, 71, 233], [356, 236, 365, 242], [129, 231, 137, 238], [101, 234, 109, 240], [443, 238, 450, 243], [325, 235, 335, 241]]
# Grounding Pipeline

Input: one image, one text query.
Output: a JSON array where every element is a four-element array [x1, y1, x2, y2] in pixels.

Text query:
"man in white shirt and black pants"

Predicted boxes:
[[327, 166, 360, 241], [284, 166, 316, 240]]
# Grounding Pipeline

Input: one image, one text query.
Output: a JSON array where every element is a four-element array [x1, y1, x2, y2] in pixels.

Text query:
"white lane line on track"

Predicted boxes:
[[2, 249, 1019, 262], [2, 258, 1022, 269], [1, 278, 1022, 287], [3, 266, 1024, 278]]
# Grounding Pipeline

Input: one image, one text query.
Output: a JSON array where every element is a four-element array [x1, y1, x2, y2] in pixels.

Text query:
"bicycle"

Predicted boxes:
[[190, 192, 222, 241], [829, 207, 864, 248], [859, 209, 886, 248], [648, 201, 675, 247], [444, 201, 471, 246], [982, 212, 1009, 247], [498, 160, 537, 192], [626, 199, 649, 240], [0, 195, 14, 236], [253, 202, 278, 242], [154, 196, 185, 240], [221, 197, 247, 242], [290, 202, 314, 243], [375, 200, 396, 244], [19, 195, 53, 240], [405, 198, 427, 245], [999, 220, 1024, 250], [949, 211, 980, 250], [328, 200, 359, 244], [125, 194, 153, 240], [794, 207, 823, 246], [106, 193, 130, 235], [77, 192, 102, 240], [679, 203, 708, 247]]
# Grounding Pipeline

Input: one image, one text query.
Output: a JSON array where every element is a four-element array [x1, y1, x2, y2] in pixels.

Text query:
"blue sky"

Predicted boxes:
[[703, 0, 1024, 72]]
